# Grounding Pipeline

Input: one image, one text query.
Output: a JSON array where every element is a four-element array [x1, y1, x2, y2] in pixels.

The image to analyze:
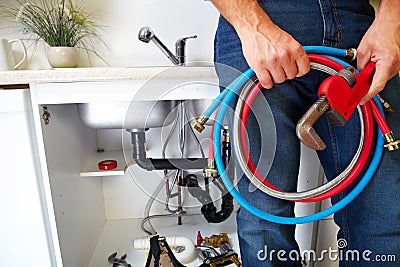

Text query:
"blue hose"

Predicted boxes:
[[209, 46, 385, 224], [304, 46, 348, 57], [325, 55, 354, 69], [203, 69, 255, 118]]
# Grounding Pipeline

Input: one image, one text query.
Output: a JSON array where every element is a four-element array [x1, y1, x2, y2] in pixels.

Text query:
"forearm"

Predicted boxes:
[[211, 0, 310, 87], [210, 0, 274, 36], [357, 1, 400, 103], [376, 0, 400, 22]]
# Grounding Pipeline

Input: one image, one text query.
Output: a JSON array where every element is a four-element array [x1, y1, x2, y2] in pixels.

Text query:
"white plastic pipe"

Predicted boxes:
[[133, 236, 197, 264]]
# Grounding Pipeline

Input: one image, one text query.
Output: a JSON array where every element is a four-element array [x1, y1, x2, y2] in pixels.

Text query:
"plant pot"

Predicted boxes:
[[47, 46, 79, 68]]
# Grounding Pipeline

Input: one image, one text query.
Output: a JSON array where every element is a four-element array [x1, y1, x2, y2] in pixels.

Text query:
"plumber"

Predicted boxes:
[[210, 0, 400, 266]]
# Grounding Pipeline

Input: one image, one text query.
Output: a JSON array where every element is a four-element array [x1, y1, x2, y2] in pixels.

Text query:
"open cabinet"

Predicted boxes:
[[24, 71, 330, 266], [29, 79, 241, 267]]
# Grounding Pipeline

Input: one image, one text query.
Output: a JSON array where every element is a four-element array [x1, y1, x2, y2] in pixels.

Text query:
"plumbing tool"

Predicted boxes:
[[145, 235, 186, 267], [107, 252, 132, 267], [197, 231, 231, 248], [193, 46, 391, 224], [198, 243, 241, 267], [296, 62, 375, 150]]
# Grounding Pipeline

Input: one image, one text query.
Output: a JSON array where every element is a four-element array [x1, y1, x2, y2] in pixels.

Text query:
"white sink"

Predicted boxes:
[[72, 66, 221, 130], [77, 100, 179, 129], [77, 99, 222, 130]]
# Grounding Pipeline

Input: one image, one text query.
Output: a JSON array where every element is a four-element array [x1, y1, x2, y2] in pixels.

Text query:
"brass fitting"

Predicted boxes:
[[191, 114, 209, 133], [203, 233, 231, 248], [345, 48, 357, 61], [383, 132, 400, 151], [377, 94, 394, 115], [204, 159, 218, 178], [223, 129, 230, 143]]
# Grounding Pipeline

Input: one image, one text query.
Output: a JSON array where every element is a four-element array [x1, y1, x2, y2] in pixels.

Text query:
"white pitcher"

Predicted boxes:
[[0, 39, 27, 71]]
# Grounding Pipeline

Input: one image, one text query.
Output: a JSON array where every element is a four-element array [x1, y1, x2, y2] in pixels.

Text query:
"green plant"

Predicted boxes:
[[3, 0, 101, 48]]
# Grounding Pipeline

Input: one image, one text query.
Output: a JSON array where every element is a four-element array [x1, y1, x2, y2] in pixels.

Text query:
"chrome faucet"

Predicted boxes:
[[138, 26, 197, 66]]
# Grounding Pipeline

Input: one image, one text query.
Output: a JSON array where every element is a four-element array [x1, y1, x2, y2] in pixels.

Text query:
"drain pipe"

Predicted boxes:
[[129, 129, 207, 171], [186, 174, 234, 223], [186, 128, 234, 223]]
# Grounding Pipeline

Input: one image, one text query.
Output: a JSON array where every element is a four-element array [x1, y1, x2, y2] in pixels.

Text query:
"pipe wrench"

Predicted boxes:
[[297, 62, 376, 150]]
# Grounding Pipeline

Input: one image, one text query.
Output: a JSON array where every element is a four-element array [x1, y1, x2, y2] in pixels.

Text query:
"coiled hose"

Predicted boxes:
[[234, 56, 374, 202], [203, 46, 386, 224]]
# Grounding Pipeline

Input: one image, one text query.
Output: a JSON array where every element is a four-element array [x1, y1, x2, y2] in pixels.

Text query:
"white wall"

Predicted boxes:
[[0, 0, 219, 69], [0, 0, 381, 69], [100, 0, 219, 67]]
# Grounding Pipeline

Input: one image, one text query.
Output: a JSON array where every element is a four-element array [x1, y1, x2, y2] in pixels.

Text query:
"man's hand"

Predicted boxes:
[[357, 1, 400, 104], [211, 0, 310, 89], [237, 19, 310, 89]]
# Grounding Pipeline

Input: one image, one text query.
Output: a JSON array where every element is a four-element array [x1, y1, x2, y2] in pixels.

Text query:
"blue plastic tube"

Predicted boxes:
[[203, 69, 255, 118], [304, 46, 348, 58]]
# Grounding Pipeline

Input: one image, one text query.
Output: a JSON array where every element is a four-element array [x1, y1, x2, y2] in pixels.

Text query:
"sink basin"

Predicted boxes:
[[77, 100, 179, 129], [77, 99, 226, 130]]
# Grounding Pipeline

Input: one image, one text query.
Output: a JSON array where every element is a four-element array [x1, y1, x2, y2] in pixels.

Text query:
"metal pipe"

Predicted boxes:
[[130, 130, 207, 171]]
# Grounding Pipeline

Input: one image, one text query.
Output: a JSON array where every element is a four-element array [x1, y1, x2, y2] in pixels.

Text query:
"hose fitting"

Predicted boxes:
[[345, 48, 357, 61], [204, 159, 218, 178], [191, 114, 209, 133], [377, 94, 395, 114], [383, 131, 400, 151], [202, 233, 231, 248]]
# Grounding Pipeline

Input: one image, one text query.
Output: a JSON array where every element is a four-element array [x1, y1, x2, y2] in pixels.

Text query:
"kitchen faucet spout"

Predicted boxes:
[[138, 26, 197, 66]]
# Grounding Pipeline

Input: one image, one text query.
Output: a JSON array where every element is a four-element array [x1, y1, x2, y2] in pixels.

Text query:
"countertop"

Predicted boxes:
[[0, 66, 217, 85]]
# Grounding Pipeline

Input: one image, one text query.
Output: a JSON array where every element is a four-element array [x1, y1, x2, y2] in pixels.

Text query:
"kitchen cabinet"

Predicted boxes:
[[25, 68, 240, 267], [0, 88, 53, 266]]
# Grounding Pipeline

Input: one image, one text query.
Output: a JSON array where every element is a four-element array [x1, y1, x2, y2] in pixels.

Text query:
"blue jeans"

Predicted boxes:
[[214, 0, 400, 266]]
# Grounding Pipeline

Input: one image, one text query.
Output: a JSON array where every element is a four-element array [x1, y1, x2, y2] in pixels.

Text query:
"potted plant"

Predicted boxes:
[[3, 0, 103, 68]]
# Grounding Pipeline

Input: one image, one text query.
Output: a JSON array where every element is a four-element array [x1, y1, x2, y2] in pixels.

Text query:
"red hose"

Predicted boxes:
[[240, 81, 281, 191], [370, 100, 391, 134], [209, 118, 216, 160], [238, 54, 376, 202], [307, 54, 345, 71]]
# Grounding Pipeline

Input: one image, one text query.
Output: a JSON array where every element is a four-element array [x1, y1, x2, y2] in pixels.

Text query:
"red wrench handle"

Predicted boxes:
[[348, 62, 376, 107], [318, 62, 376, 125]]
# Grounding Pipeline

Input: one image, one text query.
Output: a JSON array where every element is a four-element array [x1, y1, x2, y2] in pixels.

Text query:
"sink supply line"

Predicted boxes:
[[236, 55, 378, 202], [191, 45, 398, 224], [236, 75, 368, 201]]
